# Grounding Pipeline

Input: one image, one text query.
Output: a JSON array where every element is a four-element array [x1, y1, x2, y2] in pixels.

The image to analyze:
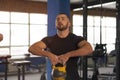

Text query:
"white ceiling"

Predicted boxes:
[[101, 2, 116, 9], [28, 0, 116, 9], [28, 0, 98, 3], [28, 0, 83, 3]]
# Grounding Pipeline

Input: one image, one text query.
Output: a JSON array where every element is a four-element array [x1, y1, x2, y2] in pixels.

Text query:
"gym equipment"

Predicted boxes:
[[52, 64, 66, 80], [12, 60, 31, 80], [91, 0, 108, 79], [91, 43, 107, 80], [0, 55, 11, 80], [98, 73, 116, 80]]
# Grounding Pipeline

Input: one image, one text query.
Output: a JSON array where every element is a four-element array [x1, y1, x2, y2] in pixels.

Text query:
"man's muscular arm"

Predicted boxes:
[[58, 40, 93, 64], [28, 41, 59, 66]]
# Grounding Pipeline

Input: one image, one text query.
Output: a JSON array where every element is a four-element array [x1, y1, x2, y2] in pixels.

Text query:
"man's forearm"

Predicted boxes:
[[65, 44, 93, 58]]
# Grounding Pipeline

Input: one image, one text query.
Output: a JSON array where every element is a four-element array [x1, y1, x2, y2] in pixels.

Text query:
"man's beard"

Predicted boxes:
[[57, 23, 69, 31], [57, 25, 68, 31]]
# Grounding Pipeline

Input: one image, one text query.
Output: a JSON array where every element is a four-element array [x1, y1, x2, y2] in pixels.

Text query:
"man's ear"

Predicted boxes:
[[67, 18, 71, 28]]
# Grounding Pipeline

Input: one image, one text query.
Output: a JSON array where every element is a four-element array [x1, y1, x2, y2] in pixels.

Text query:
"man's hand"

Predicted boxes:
[[58, 54, 69, 65], [49, 53, 70, 66], [49, 54, 59, 66]]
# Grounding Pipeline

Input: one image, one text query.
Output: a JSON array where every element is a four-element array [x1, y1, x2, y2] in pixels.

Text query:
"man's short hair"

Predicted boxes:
[[57, 13, 70, 20]]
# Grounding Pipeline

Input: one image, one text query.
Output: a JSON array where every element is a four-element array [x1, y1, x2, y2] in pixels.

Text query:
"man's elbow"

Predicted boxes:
[[28, 48, 31, 53], [85, 43, 93, 55], [88, 46, 93, 55], [28, 46, 34, 54]]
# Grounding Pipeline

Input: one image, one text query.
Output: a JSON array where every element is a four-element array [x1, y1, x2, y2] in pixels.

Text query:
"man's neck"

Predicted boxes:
[[57, 30, 70, 38]]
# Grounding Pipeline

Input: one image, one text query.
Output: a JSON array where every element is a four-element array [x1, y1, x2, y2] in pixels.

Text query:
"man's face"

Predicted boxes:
[[55, 14, 70, 31]]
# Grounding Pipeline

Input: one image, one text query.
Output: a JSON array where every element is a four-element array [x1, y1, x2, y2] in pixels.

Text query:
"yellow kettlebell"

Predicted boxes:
[[52, 63, 66, 80]]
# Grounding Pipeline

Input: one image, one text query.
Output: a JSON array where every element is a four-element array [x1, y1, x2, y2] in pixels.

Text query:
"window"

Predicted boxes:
[[73, 14, 116, 53], [30, 13, 47, 44], [11, 12, 29, 24], [73, 15, 83, 36], [0, 11, 47, 57], [0, 11, 10, 23]]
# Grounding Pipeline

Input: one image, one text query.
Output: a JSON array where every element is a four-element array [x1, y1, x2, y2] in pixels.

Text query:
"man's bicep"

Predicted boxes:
[[78, 40, 90, 48], [34, 41, 47, 49]]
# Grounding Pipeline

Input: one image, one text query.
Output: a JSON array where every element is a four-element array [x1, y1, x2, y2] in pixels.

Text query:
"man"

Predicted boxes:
[[28, 13, 93, 80]]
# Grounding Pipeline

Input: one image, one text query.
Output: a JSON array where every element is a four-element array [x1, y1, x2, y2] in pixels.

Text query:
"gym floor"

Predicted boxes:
[[0, 66, 115, 80]]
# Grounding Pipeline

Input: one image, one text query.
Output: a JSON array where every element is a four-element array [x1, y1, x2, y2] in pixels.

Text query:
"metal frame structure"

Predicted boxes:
[[82, 0, 88, 80], [116, 0, 120, 80]]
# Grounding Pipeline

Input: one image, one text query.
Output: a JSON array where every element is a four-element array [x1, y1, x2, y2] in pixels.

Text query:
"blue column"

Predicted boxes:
[[47, 0, 70, 80]]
